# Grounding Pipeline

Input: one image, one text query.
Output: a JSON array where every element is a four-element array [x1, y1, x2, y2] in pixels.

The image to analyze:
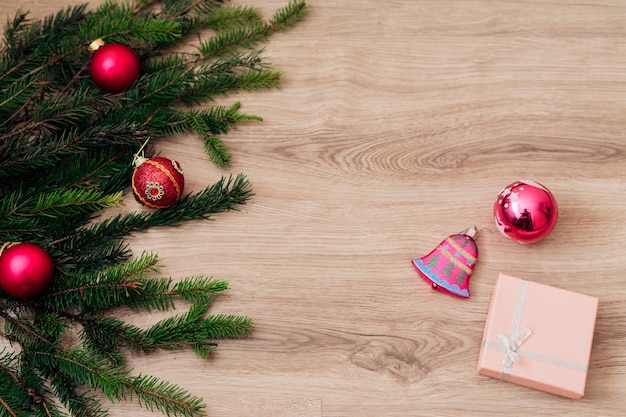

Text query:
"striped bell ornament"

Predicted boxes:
[[411, 227, 479, 298]]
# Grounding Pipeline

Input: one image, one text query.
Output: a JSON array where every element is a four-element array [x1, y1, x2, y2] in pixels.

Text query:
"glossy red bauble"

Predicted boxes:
[[131, 157, 185, 209], [494, 180, 558, 244], [0, 243, 55, 299], [90, 43, 140, 93]]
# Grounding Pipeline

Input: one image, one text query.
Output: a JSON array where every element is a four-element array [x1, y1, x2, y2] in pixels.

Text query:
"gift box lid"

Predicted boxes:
[[478, 273, 599, 399]]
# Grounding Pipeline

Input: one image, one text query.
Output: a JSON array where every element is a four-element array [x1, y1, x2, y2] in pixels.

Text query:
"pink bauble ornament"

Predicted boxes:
[[89, 41, 140, 93], [494, 180, 558, 244], [0, 243, 55, 299], [131, 156, 185, 209]]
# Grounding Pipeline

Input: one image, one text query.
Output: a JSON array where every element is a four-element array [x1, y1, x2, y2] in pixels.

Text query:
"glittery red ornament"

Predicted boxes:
[[89, 41, 140, 93], [494, 180, 558, 244], [0, 243, 55, 299], [131, 156, 185, 208]]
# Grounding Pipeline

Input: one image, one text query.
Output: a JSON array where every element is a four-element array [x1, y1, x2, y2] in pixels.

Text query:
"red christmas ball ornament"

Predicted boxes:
[[131, 156, 185, 209], [494, 180, 558, 244], [0, 243, 55, 299], [89, 39, 140, 93]]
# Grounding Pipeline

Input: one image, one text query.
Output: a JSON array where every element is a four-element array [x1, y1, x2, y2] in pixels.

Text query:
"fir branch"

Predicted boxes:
[[124, 374, 205, 417], [81, 316, 150, 361], [50, 147, 135, 194], [0, 5, 88, 81], [44, 367, 108, 417], [203, 136, 231, 168], [0, 188, 123, 239], [0, 352, 32, 416], [178, 50, 272, 104], [130, 63, 196, 105], [269, 0, 309, 32], [34, 189, 124, 219], [122, 276, 229, 312], [72, 174, 253, 241], [121, 276, 177, 312], [78, 1, 182, 46], [159, 0, 224, 21], [205, 4, 263, 31], [25, 86, 117, 135], [42, 175, 251, 269], [0, 309, 53, 349], [2, 10, 30, 53], [15, 360, 69, 417], [55, 236, 132, 276], [173, 277, 229, 303], [199, 314, 254, 339], [32, 311, 69, 342], [184, 102, 262, 135], [143, 301, 210, 348], [83, 18, 182, 46], [0, 1, 308, 416], [0, 127, 137, 179], [28, 347, 130, 403], [199, 0, 309, 57], [184, 102, 262, 167], [146, 173, 253, 225], [36, 344, 205, 417], [0, 351, 21, 386], [42, 253, 160, 313], [0, 77, 41, 112], [200, 22, 270, 59], [0, 385, 25, 417], [237, 67, 282, 90]]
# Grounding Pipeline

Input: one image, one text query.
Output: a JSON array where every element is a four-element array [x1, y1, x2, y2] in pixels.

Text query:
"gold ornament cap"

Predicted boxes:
[[88, 38, 106, 53]]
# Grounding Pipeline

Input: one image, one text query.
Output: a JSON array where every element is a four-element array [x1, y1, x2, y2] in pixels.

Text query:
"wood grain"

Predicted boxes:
[[2, 0, 626, 415]]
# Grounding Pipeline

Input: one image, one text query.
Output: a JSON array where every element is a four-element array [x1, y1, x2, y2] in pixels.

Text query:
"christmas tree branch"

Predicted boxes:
[[43, 253, 160, 312], [124, 374, 205, 417], [27, 345, 206, 417], [34, 189, 123, 218], [270, 0, 309, 31], [0, 1, 308, 415], [50, 173, 252, 272], [183, 102, 262, 167], [0, 352, 38, 415], [200, 0, 309, 58], [60, 147, 134, 194], [147, 173, 253, 225], [45, 367, 107, 417], [126, 276, 230, 310], [0, 0, 309, 170], [81, 316, 153, 360], [205, 4, 263, 31]]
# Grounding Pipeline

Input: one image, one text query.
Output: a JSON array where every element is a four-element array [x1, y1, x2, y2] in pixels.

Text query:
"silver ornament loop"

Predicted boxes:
[[133, 137, 151, 168]]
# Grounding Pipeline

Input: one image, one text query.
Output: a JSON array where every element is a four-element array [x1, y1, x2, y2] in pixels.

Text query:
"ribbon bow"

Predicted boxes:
[[497, 327, 532, 369]]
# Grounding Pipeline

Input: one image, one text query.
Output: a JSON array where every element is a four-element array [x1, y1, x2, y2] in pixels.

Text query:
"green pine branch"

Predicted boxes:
[[270, 0, 309, 31], [0, 0, 308, 415], [126, 374, 205, 417], [35, 189, 124, 218], [81, 316, 151, 359], [184, 102, 262, 167], [205, 4, 263, 31]]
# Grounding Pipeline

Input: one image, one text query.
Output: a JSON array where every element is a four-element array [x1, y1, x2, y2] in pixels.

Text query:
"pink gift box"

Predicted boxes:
[[477, 273, 599, 399]]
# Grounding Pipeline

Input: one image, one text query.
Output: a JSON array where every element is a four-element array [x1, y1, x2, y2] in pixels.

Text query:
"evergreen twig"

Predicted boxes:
[[0, 0, 308, 416]]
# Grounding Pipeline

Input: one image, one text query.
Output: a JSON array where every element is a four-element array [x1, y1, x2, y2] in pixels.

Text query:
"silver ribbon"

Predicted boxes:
[[497, 327, 532, 370]]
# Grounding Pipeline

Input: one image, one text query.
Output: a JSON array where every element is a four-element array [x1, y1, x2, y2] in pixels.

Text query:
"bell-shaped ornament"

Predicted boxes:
[[411, 227, 479, 298]]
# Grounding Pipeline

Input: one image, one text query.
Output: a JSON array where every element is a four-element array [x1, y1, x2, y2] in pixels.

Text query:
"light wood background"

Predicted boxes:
[[3, 0, 626, 416]]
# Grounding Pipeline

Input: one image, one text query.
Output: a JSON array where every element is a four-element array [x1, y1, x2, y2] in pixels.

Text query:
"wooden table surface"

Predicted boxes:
[[3, 0, 626, 416]]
